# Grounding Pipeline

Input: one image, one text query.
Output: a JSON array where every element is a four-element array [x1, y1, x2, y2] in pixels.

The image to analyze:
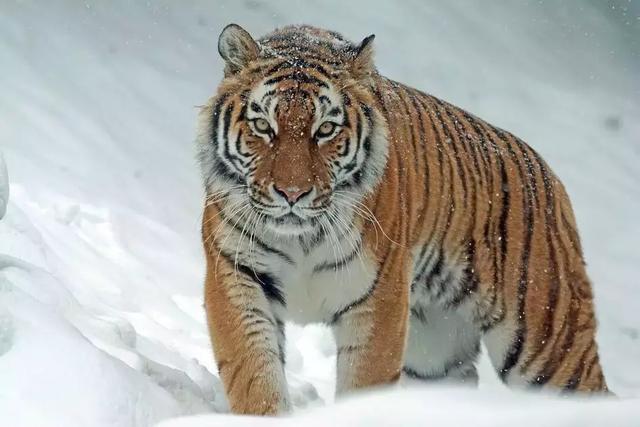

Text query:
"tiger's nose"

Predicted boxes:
[[273, 185, 311, 205]]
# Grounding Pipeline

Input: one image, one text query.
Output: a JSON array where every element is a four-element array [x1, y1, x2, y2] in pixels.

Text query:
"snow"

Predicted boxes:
[[156, 388, 636, 427], [0, 1, 639, 426], [0, 153, 7, 220]]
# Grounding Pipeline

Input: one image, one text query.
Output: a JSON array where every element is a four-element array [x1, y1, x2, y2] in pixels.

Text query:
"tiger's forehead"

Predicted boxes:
[[247, 76, 343, 123]]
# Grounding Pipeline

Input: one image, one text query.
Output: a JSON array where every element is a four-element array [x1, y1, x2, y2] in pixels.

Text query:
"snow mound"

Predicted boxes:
[[0, 193, 222, 426], [0, 258, 179, 426], [157, 387, 639, 427]]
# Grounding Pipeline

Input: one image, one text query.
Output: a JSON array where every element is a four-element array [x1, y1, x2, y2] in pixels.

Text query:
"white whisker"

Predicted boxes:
[[215, 204, 253, 279], [334, 191, 403, 247]]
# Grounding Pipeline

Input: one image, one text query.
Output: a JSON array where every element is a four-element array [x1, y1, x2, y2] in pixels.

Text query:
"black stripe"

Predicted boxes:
[[337, 344, 365, 356], [205, 94, 244, 184], [234, 129, 253, 158], [439, 106, 481, 291], [458, 111, 502, 329], [413, 243, 434, 283], [423, 249, 444, 292], [209, 94, 230, 151], [449, 107, 484, 187], [261, 89, 276, 102], [264, 58, 333, 79], [433, 99, 468, 202], [371, 85, 389, 115], [221, 104, 250, 171], [312, 244, 360, 273], [263, 72, 328, 88], [582, 351, 600, 386], [403, 346, 479, 380], [250, 101, 263, 113], [244, 307, 274, 325], [338, 134, 351, 157], [434, 268, 454, 300], [420, 98, 448, 255], [327, 106, 341, 117], [275, 317, 286, 364], [497, 130, 535, 382], [340, 103, 367, 175], [533, 299, 575, 385], [350, 135, 372, 188], [411, 305, 428, 323], [397, 90, 420, 171], [424, 99, 457, 248], [329, 279, 376, 324], [403, 367, 445, 381], [236, 264, 285, 306], [445, 240, 479, 308], [469, 119, 508, 330], [563, 341, 595, 391], [521, 151, 561, 372], [496, 149, 510, 284], [516, 140, 541, 212], [461, 112, 494, 202], [410, 94, 430, 203]]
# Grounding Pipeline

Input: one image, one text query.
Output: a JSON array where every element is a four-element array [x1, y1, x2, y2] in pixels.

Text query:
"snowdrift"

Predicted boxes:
[[157, 387, 637, 427]]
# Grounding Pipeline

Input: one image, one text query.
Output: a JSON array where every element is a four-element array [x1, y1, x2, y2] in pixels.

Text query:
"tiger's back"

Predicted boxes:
[[199, 24, 608, 415]]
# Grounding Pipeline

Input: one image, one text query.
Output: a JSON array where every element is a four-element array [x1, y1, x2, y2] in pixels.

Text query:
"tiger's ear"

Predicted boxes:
[[218, 24, 260, 75], [350, 34, 376, 81]]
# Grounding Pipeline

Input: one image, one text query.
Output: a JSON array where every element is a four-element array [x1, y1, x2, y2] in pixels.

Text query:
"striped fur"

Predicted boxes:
[[198, 24, 609, 415]]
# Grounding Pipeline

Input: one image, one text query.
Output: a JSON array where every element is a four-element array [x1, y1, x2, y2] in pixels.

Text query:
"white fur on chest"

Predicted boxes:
[[267, 238, 376, 325]]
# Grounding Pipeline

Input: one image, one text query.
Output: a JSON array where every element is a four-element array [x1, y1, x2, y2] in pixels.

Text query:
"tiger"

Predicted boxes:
[[196, 23, 609, 415]]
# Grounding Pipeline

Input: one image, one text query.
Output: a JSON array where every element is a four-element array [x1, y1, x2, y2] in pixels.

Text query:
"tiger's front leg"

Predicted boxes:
[[331, 250, 410, 395], [203, 254, 290, 415]]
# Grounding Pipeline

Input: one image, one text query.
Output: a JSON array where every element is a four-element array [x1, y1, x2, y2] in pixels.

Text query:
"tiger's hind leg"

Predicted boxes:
[[481, 270, 609, 393], [403, 304, 480, 386]]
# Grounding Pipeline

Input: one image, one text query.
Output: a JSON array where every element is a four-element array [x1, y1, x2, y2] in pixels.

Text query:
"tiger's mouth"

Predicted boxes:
[[246, 187, 334, 236]]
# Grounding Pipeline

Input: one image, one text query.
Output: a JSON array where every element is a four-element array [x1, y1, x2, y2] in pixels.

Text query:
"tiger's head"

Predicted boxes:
[[198, 24, 388, 237]]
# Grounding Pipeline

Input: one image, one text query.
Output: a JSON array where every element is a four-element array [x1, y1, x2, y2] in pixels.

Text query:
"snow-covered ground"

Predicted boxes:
[[1, 1, 638, 426]]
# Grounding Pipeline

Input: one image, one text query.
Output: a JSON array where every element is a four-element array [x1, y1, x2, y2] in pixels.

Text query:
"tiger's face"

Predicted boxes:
[[198, 25, 388, 237], [240, 80, 361, 235]]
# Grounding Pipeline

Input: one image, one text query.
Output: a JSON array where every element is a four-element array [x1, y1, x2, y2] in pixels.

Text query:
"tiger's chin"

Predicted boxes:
[[264, 213, 318, 237]]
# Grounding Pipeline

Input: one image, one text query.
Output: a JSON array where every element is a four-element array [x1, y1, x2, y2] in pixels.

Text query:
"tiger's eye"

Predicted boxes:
[[316, 121, 336, 138], [254, 118, 271, 133]]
